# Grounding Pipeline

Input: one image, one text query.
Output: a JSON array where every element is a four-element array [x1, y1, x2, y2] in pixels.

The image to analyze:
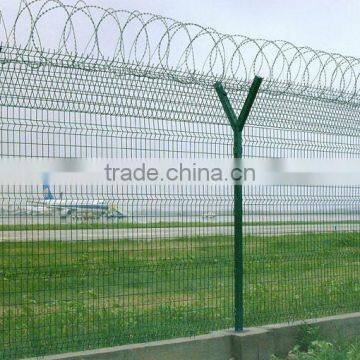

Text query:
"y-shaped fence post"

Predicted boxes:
[[214, 76, 263, 331]]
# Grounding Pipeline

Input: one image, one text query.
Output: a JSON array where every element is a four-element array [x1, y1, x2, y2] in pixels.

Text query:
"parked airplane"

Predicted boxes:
[[24, 174, 126, 219]]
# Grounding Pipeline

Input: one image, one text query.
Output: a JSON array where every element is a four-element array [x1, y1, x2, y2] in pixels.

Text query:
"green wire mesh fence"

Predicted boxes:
[[0, 1, 359, 358]]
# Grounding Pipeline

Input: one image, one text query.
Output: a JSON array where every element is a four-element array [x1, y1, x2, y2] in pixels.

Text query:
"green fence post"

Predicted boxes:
[[214, 76, 263, 331]]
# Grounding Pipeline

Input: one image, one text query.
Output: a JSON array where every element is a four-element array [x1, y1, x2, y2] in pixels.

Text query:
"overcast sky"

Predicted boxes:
[[1, 0, 360, 58]]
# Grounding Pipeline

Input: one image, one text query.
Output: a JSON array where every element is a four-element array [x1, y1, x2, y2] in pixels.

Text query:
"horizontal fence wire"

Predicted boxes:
[[0, 0, 359, 358]]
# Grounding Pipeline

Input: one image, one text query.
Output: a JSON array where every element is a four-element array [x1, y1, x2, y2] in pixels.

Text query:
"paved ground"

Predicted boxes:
[[1, 222, 359, 242]]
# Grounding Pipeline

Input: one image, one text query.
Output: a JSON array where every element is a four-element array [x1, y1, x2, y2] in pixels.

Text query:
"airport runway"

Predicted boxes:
[[1, 213, 359, 225], [1, 222, 360, 242]]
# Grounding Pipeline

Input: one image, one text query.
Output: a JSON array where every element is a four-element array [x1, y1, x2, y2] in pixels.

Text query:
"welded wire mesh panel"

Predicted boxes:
[[0, 47, 359, 358], [0, 185, 234, 358], [243, 185, 360, 326], [0, 1, 360, 358]]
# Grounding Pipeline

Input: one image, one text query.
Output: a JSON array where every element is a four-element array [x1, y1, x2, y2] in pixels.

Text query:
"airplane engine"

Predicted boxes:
[[59, 208, 72, 218]]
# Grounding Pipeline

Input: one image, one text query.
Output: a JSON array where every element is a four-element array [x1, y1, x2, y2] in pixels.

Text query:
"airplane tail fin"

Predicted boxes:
[[42, 172, 55, 200]]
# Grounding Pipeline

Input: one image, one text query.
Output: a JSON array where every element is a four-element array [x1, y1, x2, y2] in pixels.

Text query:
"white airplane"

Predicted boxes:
[[24, 174, 126, 219]]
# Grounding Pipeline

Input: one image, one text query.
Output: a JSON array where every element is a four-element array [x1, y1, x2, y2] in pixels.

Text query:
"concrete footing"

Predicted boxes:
[[28, 312, 360, 360]]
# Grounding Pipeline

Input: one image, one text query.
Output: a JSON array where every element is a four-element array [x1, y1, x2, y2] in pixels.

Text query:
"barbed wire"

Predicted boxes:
[[1, 0, 360, 99]]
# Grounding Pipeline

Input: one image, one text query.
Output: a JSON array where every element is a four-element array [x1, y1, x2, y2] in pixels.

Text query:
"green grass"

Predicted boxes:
[[0, 231, 359, 358], [272, 337, 360, 359], [2, 219, 360, 231], [0, 220, 231, 231]]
